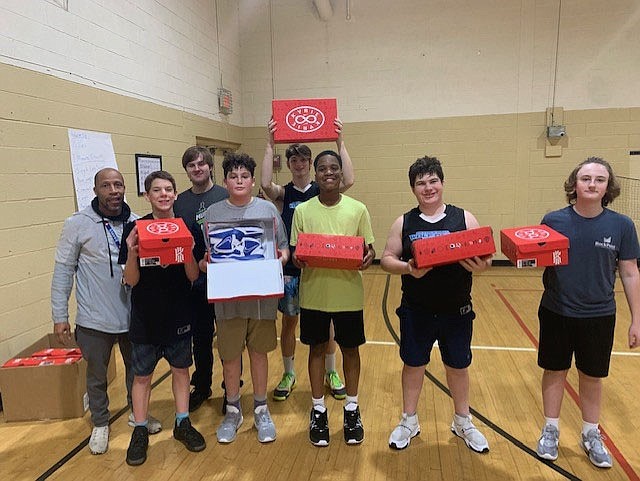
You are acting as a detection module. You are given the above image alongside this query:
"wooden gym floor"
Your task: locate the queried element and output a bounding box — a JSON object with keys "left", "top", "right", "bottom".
{"left": 1, "top": 266, "right": 639, "bottom": 480}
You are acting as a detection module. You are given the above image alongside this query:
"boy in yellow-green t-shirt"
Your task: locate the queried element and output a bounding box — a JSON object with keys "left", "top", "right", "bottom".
{"left": 291, "top": 150, "right": 375, "bottom": 447}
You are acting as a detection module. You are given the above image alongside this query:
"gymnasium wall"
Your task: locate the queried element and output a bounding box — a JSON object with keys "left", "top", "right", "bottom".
{"left": 0, "top": 62, "right": 242, "bottom": 363}
{"left": 1, "top": 0, "right": 640, "bottom": 362}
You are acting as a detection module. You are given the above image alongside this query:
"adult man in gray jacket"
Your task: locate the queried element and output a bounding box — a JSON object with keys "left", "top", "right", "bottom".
{"left": 51, "top": 168, "right": 160, "bottom": 455}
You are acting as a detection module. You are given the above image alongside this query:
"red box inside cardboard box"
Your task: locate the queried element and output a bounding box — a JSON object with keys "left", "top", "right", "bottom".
{"left": 295, "top": 233, "right": 364, "bottom": 270}
{"left": 411, "top": 227, "right": 496, "bottom": 269}
{"left": 272, "top": 98, "right": 339, "bottom": 143}
{"left": 2, "top": 357, "right": 49, "bottom": 368}
{"left": 500, "top": 225, "right": 569, "bottom": 268}
{"left": 32, "top": 348, "right": 82, "bottom": 358}
{"left": 137, "top": 217, "right": 193, "bottom": 267}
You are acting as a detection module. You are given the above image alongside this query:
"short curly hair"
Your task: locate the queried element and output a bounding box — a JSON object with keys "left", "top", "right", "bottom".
{"left": 222, "top": 152, "right": 256, "bottom": 178}
{"left": 409, "top": 156, "right": 444, "bottom": 187}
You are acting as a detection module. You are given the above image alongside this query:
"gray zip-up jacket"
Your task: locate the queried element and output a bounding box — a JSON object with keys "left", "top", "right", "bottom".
{"left": 51, "top": 204, "right": 138, "bottom": 333}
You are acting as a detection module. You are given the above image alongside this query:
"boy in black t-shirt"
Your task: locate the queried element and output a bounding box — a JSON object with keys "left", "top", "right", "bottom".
{"left": 119, "top": 171, "right": 207, "bottom": 466}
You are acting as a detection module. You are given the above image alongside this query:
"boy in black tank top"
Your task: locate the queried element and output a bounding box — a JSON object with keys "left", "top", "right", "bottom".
{"left": 380, "top": 156, "right": 492, "bottom": 452}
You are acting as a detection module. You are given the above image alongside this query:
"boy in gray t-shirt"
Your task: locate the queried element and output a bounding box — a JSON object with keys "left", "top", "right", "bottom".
{"left": 202, "top": 153, "right": 289, "bottom": 445}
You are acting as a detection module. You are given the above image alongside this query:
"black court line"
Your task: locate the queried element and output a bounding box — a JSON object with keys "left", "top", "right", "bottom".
{"left": 36, "top": 369, "right": 172, "bottom": 481}
{"left": 381, "top": 275, "right": 582, "bottom": 481}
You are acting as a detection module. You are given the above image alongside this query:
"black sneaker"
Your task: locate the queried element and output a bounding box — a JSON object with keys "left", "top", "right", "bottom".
{"left": 343, "top": 406, "right": 364, "bottom": 444}
{"left": 126, "top": 426, "right": 149, "bottom": 466}
{"left": 309, "top": 407, "right": 330, "bottom": 447}
{"left": 188, "top": 389, "right": 212, "bottom": 412}
{"left": 173, "top": 417, "right": 206, "bottom": 452}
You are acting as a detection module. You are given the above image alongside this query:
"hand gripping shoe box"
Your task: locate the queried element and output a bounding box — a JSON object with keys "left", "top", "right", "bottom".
{"left": 411, "top": 226, "right": 496, "bottom": 269}
{"left": 500, "top": 225, "right": 569, "bottom": 268}
{"left": 295, "top": 233, "right": 364, "bottom": 270}
{"left": 272, "top": 98, "right": 339, "bottom": 143}
{"left": 206, "top": 218, "right": 284, "bottom": 302}
{"left": 137, "top": 217, "right": 194, "bottom": 267}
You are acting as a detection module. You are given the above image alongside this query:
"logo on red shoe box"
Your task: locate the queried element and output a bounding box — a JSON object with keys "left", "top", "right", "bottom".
{"left": 146, "top": 221, "right": 180, "bottom": 235}
{"left": 514, "top": 228, "right": 550, "bottom": 241}
{"left": 272, "top": 99, "right": 338, "bottom": 143}
{"left": 285, "top": 106, "right": 325, "bottom": 133}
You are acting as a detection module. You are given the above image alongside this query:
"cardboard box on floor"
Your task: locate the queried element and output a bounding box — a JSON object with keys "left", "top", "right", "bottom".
{"left": 0, "top": 334, "right": 116, "bottom": 422}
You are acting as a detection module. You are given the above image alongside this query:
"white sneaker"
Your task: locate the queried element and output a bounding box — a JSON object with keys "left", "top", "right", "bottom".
{"left": 389, "top": 413, "right": 420, "bottom": 450}
{"left": 451, "top": 415, "right": 489, "bottom": 453}
{"left": 89, "top": 425, "right": 109, "bottom": 455}
{"left": 128, "top": 413, "right": 162, "bottom": 435}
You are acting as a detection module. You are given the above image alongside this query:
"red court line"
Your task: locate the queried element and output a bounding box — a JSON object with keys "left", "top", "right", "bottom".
{"left": 493, "top": 285, "right": 639, "bottom": 481}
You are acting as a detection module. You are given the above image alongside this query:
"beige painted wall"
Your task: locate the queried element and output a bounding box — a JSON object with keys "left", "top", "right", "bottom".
{"left": 240, "top": 0, "right": 640, "bottom": 125}
{"left": 2, "top": 61, "right": 640, "bottom": 364}
{"left": 0, "top": 62, "right": 241, "bottom": 363}
{"left": 247, "top": 108, "right": 640, "bottom": 257}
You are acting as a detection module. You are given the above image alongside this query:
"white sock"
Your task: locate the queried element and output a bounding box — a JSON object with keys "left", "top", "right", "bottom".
{"left": 454, "top": 413, "right": 470, "bottom": 425}
{"left": 345, "top": 395, "right": 358, "bottom": 411}
{"left": 312, "top": 396, "right": 326, "bottom": 412}
{"left": 325, "top": 352, "right": 336, "bottom": 373}
{"left": 283, "top": 356, "right": 295, "bottom": 374}
{"left": 582, "top": 421, "right": 598, "bottom": 436}
{"left": 545, "top": 417, "right": 560, "bottom": 430}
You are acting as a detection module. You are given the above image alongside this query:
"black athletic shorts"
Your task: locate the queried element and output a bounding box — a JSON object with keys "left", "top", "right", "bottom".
{"left": 537, "top": 305, "right": 615, "bottom": 378}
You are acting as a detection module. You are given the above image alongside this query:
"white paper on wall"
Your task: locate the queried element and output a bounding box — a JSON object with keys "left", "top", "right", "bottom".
{"left": 67, "top": 128, "right": 118, "bottom": 210}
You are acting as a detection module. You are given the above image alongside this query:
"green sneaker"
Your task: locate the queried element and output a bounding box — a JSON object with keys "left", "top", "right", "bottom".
{"left": 273, "top": 372, "right": 296, "bottom": 401}
{"left": 325, "top": 370, "right": 346, "bottom": 400}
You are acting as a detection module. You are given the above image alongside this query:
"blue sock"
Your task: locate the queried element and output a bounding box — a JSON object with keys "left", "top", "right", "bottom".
{"left": 175, "top": 412, "right": 189, "bottom": 426}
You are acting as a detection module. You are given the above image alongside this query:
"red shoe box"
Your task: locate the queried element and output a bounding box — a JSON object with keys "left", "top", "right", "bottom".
{"left": 137, "top": 217, "right": 193, "bottom": 267}
{"left": 36, "top": 357, "right": 81, "bottom": 366}
{"left": 411, "top": 227, "right": 496, "bottom": 269}
{"left": 32, "top": 348, "right": 82, "bottom": 358}
{"left": 500, "top": 225, "right": 569, "bottom": 268}
{"left": 272, "top": 98, "right": 339, "bottom": 143}
{"left": 295, "top": 233, "right": 364, "bottom": 270}
{"left": 2, "top": 357, "right": 49, "bottom": 368}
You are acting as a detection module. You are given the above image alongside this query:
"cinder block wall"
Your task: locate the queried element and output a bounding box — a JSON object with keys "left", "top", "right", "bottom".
{"left": 2, "top": 60, "right": 639, "bottom": 365}
{"left": 0, "top": 62, "right": 241, "bottom": 363}
{"left": 245, "top": 108, "right": 640, "bottom": 256}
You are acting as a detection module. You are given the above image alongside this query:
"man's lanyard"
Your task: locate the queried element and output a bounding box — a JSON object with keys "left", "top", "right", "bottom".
{"left": 104, "top": 221, "right": 121, "bottom": 250}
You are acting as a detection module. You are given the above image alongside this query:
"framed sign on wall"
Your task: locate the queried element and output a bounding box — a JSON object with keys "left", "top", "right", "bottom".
{"left": 135, "top": 154, "right": 162, "bottom": 195}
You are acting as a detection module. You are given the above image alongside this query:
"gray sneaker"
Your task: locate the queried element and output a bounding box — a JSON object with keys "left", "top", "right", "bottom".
{"left": 254, "top": 406, "right": 276, "bottom": 443}
{"left": 128, "top": 413, "right": 162, "bottom": 435}
{"left": 536, "top": 424, "right": 559, "bottom": 460}
{"left": 581, "top": 428, "right": 612, "bottom": 468}
{"left": 389, "top": 413, "right": 420, "bottom": 450}
{"left": 216, "top": 405, "right": 243, "bottom": 443}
